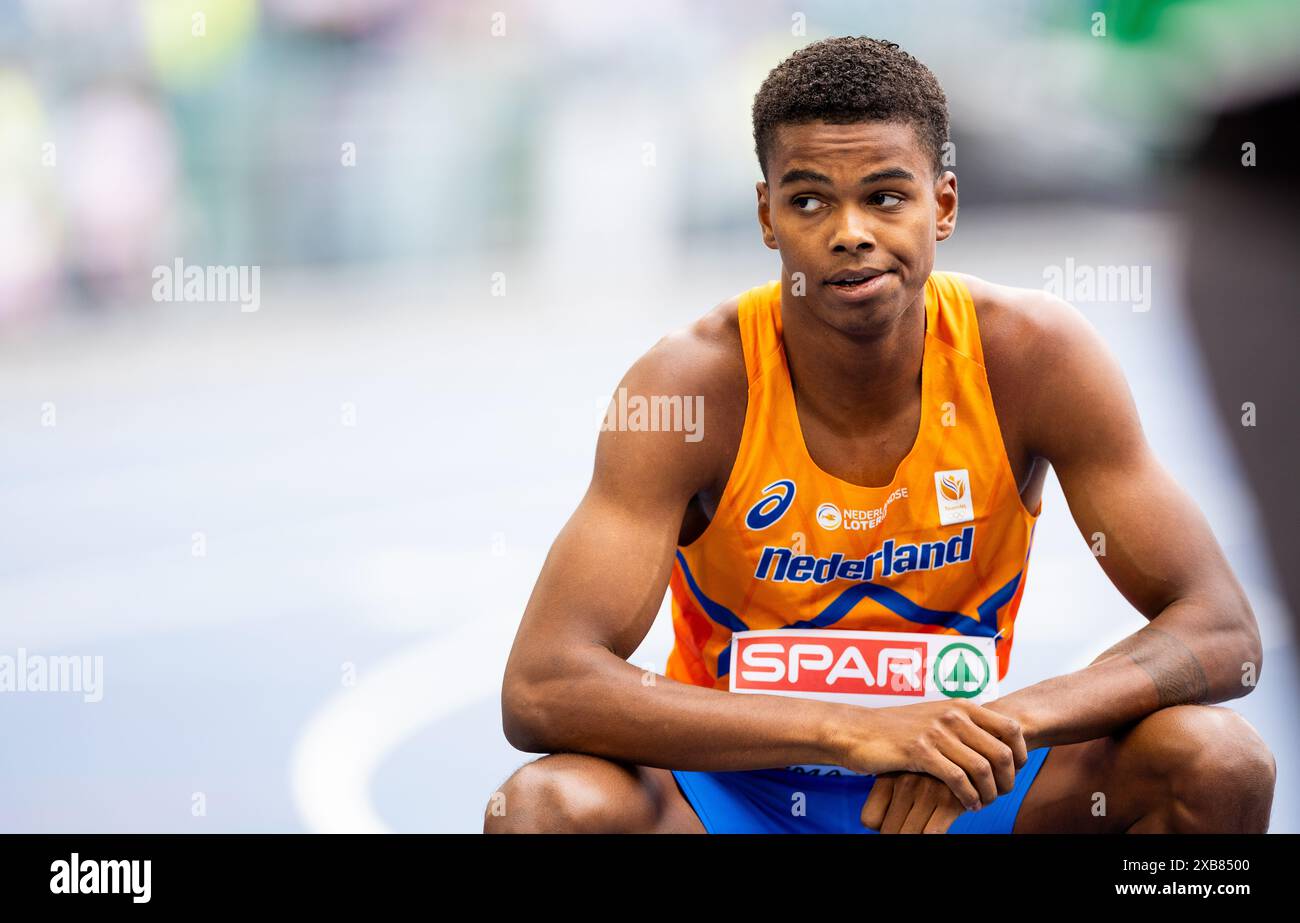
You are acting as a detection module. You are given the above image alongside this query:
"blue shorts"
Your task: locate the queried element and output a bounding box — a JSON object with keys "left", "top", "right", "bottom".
{"left": 672, "top": 746, "right": 1052, "bottom": 834}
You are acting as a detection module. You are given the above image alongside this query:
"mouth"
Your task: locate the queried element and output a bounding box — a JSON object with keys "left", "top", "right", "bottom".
{"left": 823, "top": 268, "right": 892, "bottom": 300}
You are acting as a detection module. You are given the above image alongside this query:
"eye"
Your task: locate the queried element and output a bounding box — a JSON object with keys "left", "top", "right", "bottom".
{"left": 791, "top": 195, "right": 826, "bottom": 212}
{"left": 870, "top": 192, "right": 904, "bottom": 207}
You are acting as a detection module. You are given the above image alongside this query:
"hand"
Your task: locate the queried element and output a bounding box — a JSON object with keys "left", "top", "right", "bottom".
{"left": 834, "top": 699, "right": 1027, "bottom": 812}
{"left": 861, "top": 770, "right": 967, "bottom": 833}
{"left": 982, "top": 696, "right": 1041, "bottom": 752}
{"left": 858, "top": 698, "right": 1043, "bottom": 833}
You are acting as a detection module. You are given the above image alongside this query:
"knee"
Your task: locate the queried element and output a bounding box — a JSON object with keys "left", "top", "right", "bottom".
{"left": 483, "top": 754, "right": 652, "bottom": 834}
{"left": 1125, "top": 705, "right": 1276, "bottom": 832}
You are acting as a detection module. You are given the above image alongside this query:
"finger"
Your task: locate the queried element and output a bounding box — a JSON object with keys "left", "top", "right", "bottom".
{"left": 923, "top": 798, "right": 965, "bottom": 834}
{"left": 952, "top": 719, "right": 1017, "bottom": 796}
{"left": 967, "top": 705, "right": 1029, "bottom": 768}
{"left": 880, "top": 773, "right": 923, "bottom": 833}
{"left": 919, "top": 751, "right": 983, "bottom": 813}
{"left": 899, "top": 783, "right": 942, "bottom": 834}
{"left": 860, "top": 774, "right": 897, "bottom": 830}
{"left": 935, "top": 737, "right": 1000, "bottom": 808}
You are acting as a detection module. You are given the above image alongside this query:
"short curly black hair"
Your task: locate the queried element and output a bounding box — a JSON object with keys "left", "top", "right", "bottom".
{"left": 752, "top": 36, "right": 949, "bottom": 180}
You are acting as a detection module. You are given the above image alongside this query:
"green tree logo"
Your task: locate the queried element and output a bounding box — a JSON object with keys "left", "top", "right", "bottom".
{"left": 933, "top": 642, "right": 990, "bottom": 699}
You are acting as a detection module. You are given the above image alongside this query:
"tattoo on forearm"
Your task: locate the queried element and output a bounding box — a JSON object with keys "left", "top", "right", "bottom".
{"left": 1093, "top": 625, "right": 1211, "bottom": 707}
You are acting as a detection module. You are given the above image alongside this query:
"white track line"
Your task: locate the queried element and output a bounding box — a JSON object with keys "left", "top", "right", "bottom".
{"left": 289, "top": 617, "right": 516, "bottom": 833}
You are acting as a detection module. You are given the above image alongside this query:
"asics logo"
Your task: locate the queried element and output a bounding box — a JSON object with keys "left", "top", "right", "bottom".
{"left": 745, "top": 479, "right": 796, "bottom": 530}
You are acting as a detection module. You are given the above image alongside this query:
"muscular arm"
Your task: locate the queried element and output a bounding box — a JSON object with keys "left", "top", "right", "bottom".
{"left": 982, "top": 286, "right": 1263, "bottom": 749}
{"left": 500, "top": 317, "right": 856, "bottom": 771}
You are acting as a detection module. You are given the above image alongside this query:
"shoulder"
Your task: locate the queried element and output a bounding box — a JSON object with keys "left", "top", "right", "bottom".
{"left": 630, "top": 292, "right": 746, "bottom": 395}
{"left": 594, "top": 291, "right": 748, "bottom": 494}
{"left": 949, "top": 271, "right": 1143, "bottom": 462}
{"left": 948, "top": 271, "right": 1091, "bottom": 365}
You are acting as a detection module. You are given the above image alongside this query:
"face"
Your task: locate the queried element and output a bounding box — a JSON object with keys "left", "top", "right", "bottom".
{"left": 756, "top": 120, "right": 958, "bottom": 336}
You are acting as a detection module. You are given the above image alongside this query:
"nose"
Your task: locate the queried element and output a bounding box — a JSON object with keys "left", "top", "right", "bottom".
{"left": 830, "top": 204, "right": 876, "bottom": 254}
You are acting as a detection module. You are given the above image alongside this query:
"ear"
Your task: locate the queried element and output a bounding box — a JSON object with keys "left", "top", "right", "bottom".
{"left": 934, "top": 170, "right": 958, "bottom": 242}
{"left": 756, "top": 180, "right": 778, "bottom": 250}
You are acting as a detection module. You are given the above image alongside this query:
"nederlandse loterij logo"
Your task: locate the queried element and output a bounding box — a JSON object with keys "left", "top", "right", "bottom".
{"left": 933, "top": 641, "right": 990, "bottom": 699}
{"left": 745, "top": 479, "right": 796, "bottom": 530}
{"left": 934, "top": 468, "right": 974, "bottom": 525}
{"left": 815, "top": 488, "right": 908, "bottom": 531}
{"left": 815, "top": 502, "right": 842, "bottom": 530}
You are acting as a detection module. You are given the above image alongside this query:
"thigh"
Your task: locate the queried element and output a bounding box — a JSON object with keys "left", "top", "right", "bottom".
{"left": 1012, "top": 731, "right": 1163, "bottom": 833}
{"left": 641, "top": 765, "right": 708, "bottom": 833}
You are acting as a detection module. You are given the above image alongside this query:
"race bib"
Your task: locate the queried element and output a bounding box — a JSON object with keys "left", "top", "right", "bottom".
{"left": 727, "top": 628, "right": 1000, "bottom": 775}
{"left": 729, "top": 628, "right": 999, "bottom": 705}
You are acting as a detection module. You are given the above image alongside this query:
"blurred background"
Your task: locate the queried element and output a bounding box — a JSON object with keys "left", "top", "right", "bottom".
{"left": 1, "top": 0, "right": 1296, "bottom": 832}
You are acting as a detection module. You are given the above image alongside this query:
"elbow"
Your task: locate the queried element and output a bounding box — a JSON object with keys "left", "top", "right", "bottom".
{"left": 1237, "top": 617, "right": 1265, "bottom": 697}
{"left": 500, "top": 641, "right": 611, "bottom": 752}
{"left": 501, "top": 672, "right": 557, "bottom": 753}
{"left": 1222, "top": 591, "right": 1264, "bottom": 698}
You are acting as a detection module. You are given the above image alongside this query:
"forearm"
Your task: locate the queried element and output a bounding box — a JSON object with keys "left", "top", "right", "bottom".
{"left": 990, "top": 596, "right": 1260, "bottom": 749}
{"left": 505, "top": 646, "right": 861, "bottom": 771}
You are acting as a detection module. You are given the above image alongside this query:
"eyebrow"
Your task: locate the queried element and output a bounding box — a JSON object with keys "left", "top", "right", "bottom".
{"left": 778, "top": 166, "right": 916, "bottom": 186}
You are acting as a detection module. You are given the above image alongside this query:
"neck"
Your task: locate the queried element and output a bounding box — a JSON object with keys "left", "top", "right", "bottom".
{"left": 779, "top": 282, "right": 926, "bottom": 435}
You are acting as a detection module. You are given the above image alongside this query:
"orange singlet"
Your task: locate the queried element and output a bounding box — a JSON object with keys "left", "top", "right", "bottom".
{"left": 665, "top": 271, "right": 1043, "bottom": 690}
